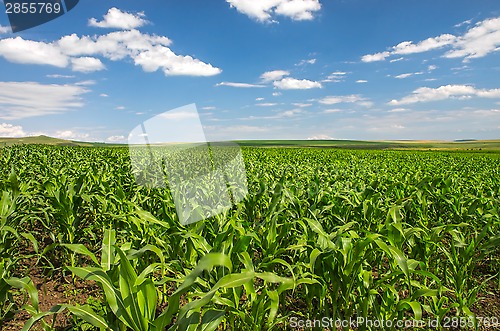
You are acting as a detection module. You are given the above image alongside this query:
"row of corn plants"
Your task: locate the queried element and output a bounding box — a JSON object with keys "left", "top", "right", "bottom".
{"left": 0, "top": 145, "right": 498, "bottom": 330}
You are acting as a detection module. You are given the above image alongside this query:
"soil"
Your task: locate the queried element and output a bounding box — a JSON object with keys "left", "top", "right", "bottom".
{"left": 1, "top": 256, "right": 100, "bottom": 331}
{"left": 2, "top": 258, "right": 499, "bottom": 331}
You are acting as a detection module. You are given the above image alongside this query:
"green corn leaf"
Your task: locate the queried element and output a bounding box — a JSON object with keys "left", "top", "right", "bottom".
{"left": 67, "top": 267, "right": 135, "bottom": 330}
{"left": 61, "top": 244, "right": 98, "bottom": 265}
{"left": 62, "top": 304, "right": 112, "bottom": 330}
{"left": 6, "top": 276, "right": 39, "bottom": 311}
{"left": 116, "top": 247, "right": 145, "bottom": 331}
{"left": 101, "top": 228, "right": 115, "bottom": 271}
{"left": 197, "top": 310, "right": 225, "bottom": 331}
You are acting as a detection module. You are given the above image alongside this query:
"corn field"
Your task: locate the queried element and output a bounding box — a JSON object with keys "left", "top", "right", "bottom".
{"left": 1, "top": 145, "right": 499, "bottom": 330}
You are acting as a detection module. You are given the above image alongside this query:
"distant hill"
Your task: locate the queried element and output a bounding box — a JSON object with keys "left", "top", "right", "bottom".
{"left": 235, "top": 139, "right": 500, "bottom": 151}
{"left": 1, "top": 136, "right": 500, "bottom": 151}
{"left": 0, "top": 135, "right": 120, "bottom": 147}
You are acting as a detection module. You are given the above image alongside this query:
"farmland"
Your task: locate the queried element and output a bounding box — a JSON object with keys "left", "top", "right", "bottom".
{"left": 1, "top": 144, "right": 499, "bottom": 330}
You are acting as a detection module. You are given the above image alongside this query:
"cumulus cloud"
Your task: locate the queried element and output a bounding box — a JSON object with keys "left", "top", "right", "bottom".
{"left": 54, "top": 130, "right": 90, "bottom": 140}
{"left": 0, "top": 25, "right": 12, "bottom": 34}
{"left": 445, "top": 17, "right": 500, "bottom": 60}
{"left": 0, "top": 12, "right": 221, "bottom": 77}
{"left": 273, "top": 77, "right": 322, "bottom": 89}
{"left": 361, "top": 51, "right": 390, "bottom": 63}
{"left": 106, "top": 135, "right": 126, "bottom": 143}
{"left": 0, "top": 37, "right": 68, "bottom": 67}
{"left": 362, "top": 17, "right": 500, "bottom": 62}
{"left": 216, "top": 82, "right": 266, "bottom": 88}
{"left": 0, "top": 82, "right": 88, "bottom": 120}
{"left": 71, "top": 57, "right": 106, "bottom": 72}
{"left": 0, "top": 123, "right": 25, "bottom": 137}
{"left": 133, "top": 45, "right": 221, "bottom": 76}
{"left": 260, "top": 70, "right": 290, "bottom": 83}
{"left": 389, "top": 84, "right": 500, "bottom": 105}
{"left": 226, "top": 0, "right": 321, "bottom": 22}
{"left": 89, "top": 7, "right": 148, "bottom": 29}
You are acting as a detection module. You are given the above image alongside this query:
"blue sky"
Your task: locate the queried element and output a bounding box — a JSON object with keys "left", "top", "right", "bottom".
{"left": 0, "top": 0, "right": 499, "bottom": 142}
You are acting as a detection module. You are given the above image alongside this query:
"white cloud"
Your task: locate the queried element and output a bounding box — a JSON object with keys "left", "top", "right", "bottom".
{"left": 322, "top": 71, "right": 348, "bottom": 83}
{"left": 0, "top": 123, "right": 25, "bottom": 137}
{"left": 46, "top": 74, "right": 75, "bottom": 79}
{"left": 356, "top": 80, "right": 368, "bottom": 83}
{"left": 241, "top": 108, "right": 304, "bottom": 120}
{"left": 318, "top": 94, "right": 370, "bottom": 106}
{"left": 323, "top": 108, "right": 342, "bottom": 113}
{"left": 71, "top": 57, "right": 106, "bottom": 72}
{"left": 0, "top": 82, "right": 88, "bottom": 120}
{"left": 296, "top": 58, "right": 316, "bottom": 66}
{"left": 75, "top": 80, "right": 96, "bottom": 86}
{"left": 390, "top": 57, "right": 404, "bottom": 63}
{"left": 256, "top": 97, "right": 265, "bottom": 101}
{"left": 292, "top": 103, "right": 312, "bottom": 107}
{"left": 307, "top": 134, "right": 333, "bottom": 140}
{"left": 361, "top": 51, "right": 390, "bottom": 63}
{"left": 226, "top": 0, "right": 321, "bottom": 22}
{"left": 133, "top": 45, "right": 221, "bottom": 76}
{"left": 388, "top": 108, "right": 409, "bottom": 113}
{"left": 256, "top": 103, "right": 278, "bottom": 106}
{"left": 0, "top": 26, "right": 221, "bottom": 77}
{"left": 272, "top": 92, "right": 282, "bottom": 96}
{"left": 216, "top": 82, "right": 266, "bottom": 88}
{"left": 445, "top": 17, "right": 500, "bottom": 60}
{"left": 115, "top": 106, "right": 126, "bottom": 110}
{"left": 395, "top": 73, "right": 413, "bottom": 79}
{"left": 210, "top": 125, "right": 269, "bottom": 133}
{"left": 201, "top": 106, "right": 216, "bottom": 110}
{"left": 279, "top": 109, "right": 304, "bottom": 117}
{"left": 362, "top": 17, "right": 500, "bottom": 62}
{"left": 106, "top": 135, "right": 126, "bottom": 143}
{"left": 274, "top": 77, "right": 322, "bottom": 89}
{"left": 428, "top": 65, "right": 438, "bottom": 71}
{"left": 455, "top": 19, "right": 472, "bottom": 28}
{"left": 0, "top": 37, "right": 68, "bottom": 67}
{"left": 0, "top": 25, "right": 11, "bottom": 34}
{"left": 89, "top": 7, "right": 148, "bottom": 30}
{"left": 54, "top": 130, "right": 90, "bottom": 140}
{"left": 389, "top": 84, "right": 500, "bottom": 105}
{"left": 100, "top": 93, "right": 109, "bottom": 97}
{"left": 159, "top": 111, "right": 198, "bottom": 120}
{"left": 260, "top": 70, "right": 290, "bottom": 83}
{"left": 358, "top": 101, "right": 374, "bottom": 108}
